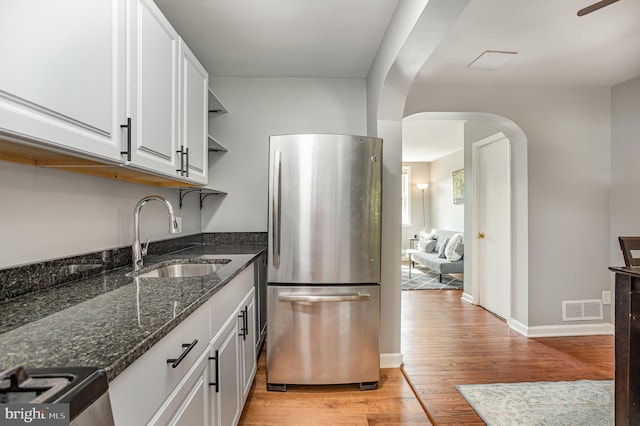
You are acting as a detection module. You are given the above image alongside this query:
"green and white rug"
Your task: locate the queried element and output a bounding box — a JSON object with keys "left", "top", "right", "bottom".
{"left": 401, "top": 264, "right": 463, "bottom": 290}
{"left": 456, "top": 380, "right": 614, "bottom": 426}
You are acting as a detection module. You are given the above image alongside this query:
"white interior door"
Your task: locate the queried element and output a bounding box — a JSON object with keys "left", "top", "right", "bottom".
{"left": 473, "top": 133, "right": 511, "bottom": 320}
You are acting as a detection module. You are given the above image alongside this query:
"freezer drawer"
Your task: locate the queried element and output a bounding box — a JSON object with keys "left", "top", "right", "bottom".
{"left": 266, "top": 285, "right": 380, "bottom": 390}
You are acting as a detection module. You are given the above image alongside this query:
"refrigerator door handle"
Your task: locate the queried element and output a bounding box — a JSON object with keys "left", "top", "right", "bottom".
{"left": 278, "top": 293, "right": 373, "bottom": 303}
{"left": 273, "top": 150, "right": 282, "bottom": 268}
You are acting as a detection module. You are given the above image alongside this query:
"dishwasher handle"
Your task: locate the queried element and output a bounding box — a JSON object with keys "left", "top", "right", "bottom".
{"left": 278, "top": 293, "right": 372, "bottom": 303}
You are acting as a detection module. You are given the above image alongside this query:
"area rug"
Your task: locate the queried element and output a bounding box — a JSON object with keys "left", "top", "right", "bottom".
{"left": 401, "top": 263, "right": 463, "bottom": 290}
{"left": 456, "top": 380, "right": 614, "bottom": 426}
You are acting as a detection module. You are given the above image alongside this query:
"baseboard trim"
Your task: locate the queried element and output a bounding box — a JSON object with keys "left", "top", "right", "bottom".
{"left": 380, "top": 352, "right": 403, "bottom": 368}
{"left": 509, "top": 319, "right": 614, "bottom": 337}
{"left": 509, "top": 318, "right": 528, "bottom": 336}
{"left": 460, "top": 292, "right": 473, "bottom": 304}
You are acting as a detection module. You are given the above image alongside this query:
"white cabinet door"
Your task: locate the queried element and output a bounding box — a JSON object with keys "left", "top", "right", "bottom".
{"left": 0, "top": 0, "right": 125, "bottom": 162}
{"left": 178, "top": 40, "right": 208, "bottom": 185}
{"left": 127, "top": 0, "right": 180, "bottom": 177}
{"left": 238, "top": 289, "right": 257, "bottom": 401}
{"left": 169, "top": 376, "right": 208, "bottom": 426}
{"left": 109, "top": 303, "right": 210, "bottom": 426}
{"left": 210, "top": 315, "right": 241, "bottom": 426}
{"left": 148, "top": 349, "right": 211, "bottom": 426}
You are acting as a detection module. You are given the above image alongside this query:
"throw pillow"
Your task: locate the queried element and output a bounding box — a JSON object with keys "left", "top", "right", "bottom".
{"left": 419, "top": 231, "right": 436, "bottom": 240}
{"left": 437, "top": 237, "right": 450, "bottom": 258}
{"left": 418, "top": 239, "right": 436, "bottom": 253}
{"left": 417, "top": 231, "right": 436, "bottom": 252}
{"left": 445, "top": 233, "right": 464, "bottom": 261}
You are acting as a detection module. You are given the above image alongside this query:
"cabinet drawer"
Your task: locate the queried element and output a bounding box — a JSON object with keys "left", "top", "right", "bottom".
{"left": 110, "top": 302, "right": 210, "bottom": 426}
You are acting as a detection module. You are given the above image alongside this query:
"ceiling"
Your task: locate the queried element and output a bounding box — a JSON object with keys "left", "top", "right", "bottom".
{"left": 154, "top": 0, "right": 398, "bottom": 78}
{"left": 414, "top": 0, "right": 640, "bottom": 87}
{"left": 154, "top": 0, "right": 640, "bottom": 162}
{"left": 402, "top": 118, "right": 466, "bottom": 163}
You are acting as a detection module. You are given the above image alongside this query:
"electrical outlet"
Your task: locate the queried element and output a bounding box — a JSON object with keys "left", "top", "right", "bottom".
{"left": 602, "top": 290, "right": 611, "bottom": 305}
{"left": 175, "top": 216, "right": 182, "bottom": 233}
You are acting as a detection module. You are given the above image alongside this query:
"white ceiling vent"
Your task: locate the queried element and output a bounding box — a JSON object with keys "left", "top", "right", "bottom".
{"left": 562, "top": 300, "right": 603, "bottom": 321}
{"left": 467, "top": 50, "right": 518, "bottom": 70}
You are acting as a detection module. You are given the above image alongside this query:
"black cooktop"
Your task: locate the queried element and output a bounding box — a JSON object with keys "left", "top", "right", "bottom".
{"left": 0, "top": 366, "right": 108, "bottom": 420}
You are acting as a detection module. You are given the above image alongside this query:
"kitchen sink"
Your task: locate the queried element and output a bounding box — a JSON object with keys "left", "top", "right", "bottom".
{"left": 128, "top": 259, "right": 231, "bottom": 278}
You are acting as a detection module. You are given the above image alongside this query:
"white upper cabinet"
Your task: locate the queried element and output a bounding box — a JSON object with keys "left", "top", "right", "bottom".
{"left": 178, "top": 40, "right": 209, "bottom": 185}
{"left": 0, "top": 0, "right": 210, "bottom": 187}
{"left": 126, "top": 0, "right": 180, "bottom": 177}
{"left": 0, "top": 0, "right": 126, "bottom": 162}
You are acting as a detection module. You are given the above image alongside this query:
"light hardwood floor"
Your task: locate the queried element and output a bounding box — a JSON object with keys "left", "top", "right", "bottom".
{"left": 239, "top": 352, "right": 432, "bottom": 425}
{"left": 401, "top": 289, "right": 614, "bottom": 425}
{"left": 239, "top": 289, "right": 614, "bottom": 425}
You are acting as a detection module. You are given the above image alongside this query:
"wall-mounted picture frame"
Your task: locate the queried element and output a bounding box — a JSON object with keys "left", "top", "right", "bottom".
{"left": 452, "top": 169, "right": 464, "bottom": 204}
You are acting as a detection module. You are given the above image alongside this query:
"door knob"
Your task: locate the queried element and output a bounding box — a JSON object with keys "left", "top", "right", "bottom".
{"left": 478, "top": 232, "right": 485, "bottom": 239}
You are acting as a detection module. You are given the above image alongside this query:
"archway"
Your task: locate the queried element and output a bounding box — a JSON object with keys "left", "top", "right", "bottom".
{"left": 401, "top": 111, "right": 529, "bottom": 327}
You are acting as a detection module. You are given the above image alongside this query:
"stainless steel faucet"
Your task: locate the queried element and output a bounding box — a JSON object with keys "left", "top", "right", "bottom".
{"left": 132, "top": 195, "right": 181, "bottom": 270}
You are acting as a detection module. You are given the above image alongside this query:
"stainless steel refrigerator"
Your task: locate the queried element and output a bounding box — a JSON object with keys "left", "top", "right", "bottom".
{"left": 266, "top": 134, "right": 382, "bottom": 391}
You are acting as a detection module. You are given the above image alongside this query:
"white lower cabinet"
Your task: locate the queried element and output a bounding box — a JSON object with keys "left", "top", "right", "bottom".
{"left": 238, "top": 290, "right": 257, "bottom": 401}
{"left": 149, "top": 349, "right": 211, "bottom": 425}
{"left": 109, "top": 301, "right": 210, "bottom": 426}
{"left": 209, "top": 269, "right": 257, "bottom": 426}
{"left": 209, "top": 313, "right": 241, "bottom": 426}
{"left": 110, "top": 263, "right": 258, "bottom": 426}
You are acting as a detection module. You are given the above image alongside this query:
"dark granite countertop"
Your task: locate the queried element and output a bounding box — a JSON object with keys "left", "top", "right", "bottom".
{"left": 0, "top": 243, "right": 266, "bottom": 381}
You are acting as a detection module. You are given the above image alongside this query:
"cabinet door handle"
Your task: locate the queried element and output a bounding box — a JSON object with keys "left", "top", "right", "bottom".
{"left": 184, "top": 147, "right": 189, "bottom": 177}
{"left": 120, "top": 117, "right": 131, "bottom": 161}
{"left": 166, "top": 339, "right": 198, "bottom": 368}
{"left": 243, "top": 306, "right": 249, "bottom": 339}
{"left": 238, "top": 309, "right": 247, "bottom": 341}
{"left": 176, "top": 145, "right": 185, "bottom": 176}
{"left": 208, "top": 350, "right": 220, "bottom": 393}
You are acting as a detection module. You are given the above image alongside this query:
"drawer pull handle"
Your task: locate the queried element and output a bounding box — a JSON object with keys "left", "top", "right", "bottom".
{"left": 279, "top": 293, "right": 372, "bottom": 303}
{"left": 166, "top": 339, "right": 198, "bottom": 368}
{"left": 208, "top": 350, "right": 220, "bottom": 393}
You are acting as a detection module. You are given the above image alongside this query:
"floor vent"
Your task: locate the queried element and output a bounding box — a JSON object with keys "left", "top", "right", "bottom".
{"left": 562, "top": 300, "right": 603, "bottom": 321}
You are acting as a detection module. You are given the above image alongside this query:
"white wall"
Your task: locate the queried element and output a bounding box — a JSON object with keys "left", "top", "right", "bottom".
{"left": 365, "top": 0, "right": 467, "bottom": 365}
{"left": 402, "top": 162, "right": 430, "bottom": 248}
{"left": 0, "top": 161, "right": 201, "bottom": 268}
{"left": 611, "top": 75, "right": 640, "bottom": 267}
{"left": 405, "top": 84, "right": 612, "bottom": 328}
{"left": 403, "top": 152, "right": 466, "bottom": 246}
{"left": 429, "top": 149, "right": 464, "bottom": 232}
{"left": 366, "top": 0, "right": 429, "bottom": 135}
{"left": 202, "top": 77, "right": 367, "bottom": 233}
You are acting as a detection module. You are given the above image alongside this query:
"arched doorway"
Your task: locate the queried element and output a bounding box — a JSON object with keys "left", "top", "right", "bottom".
{"left": 400, "top": 111, "right": 529, "bottom": 327}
